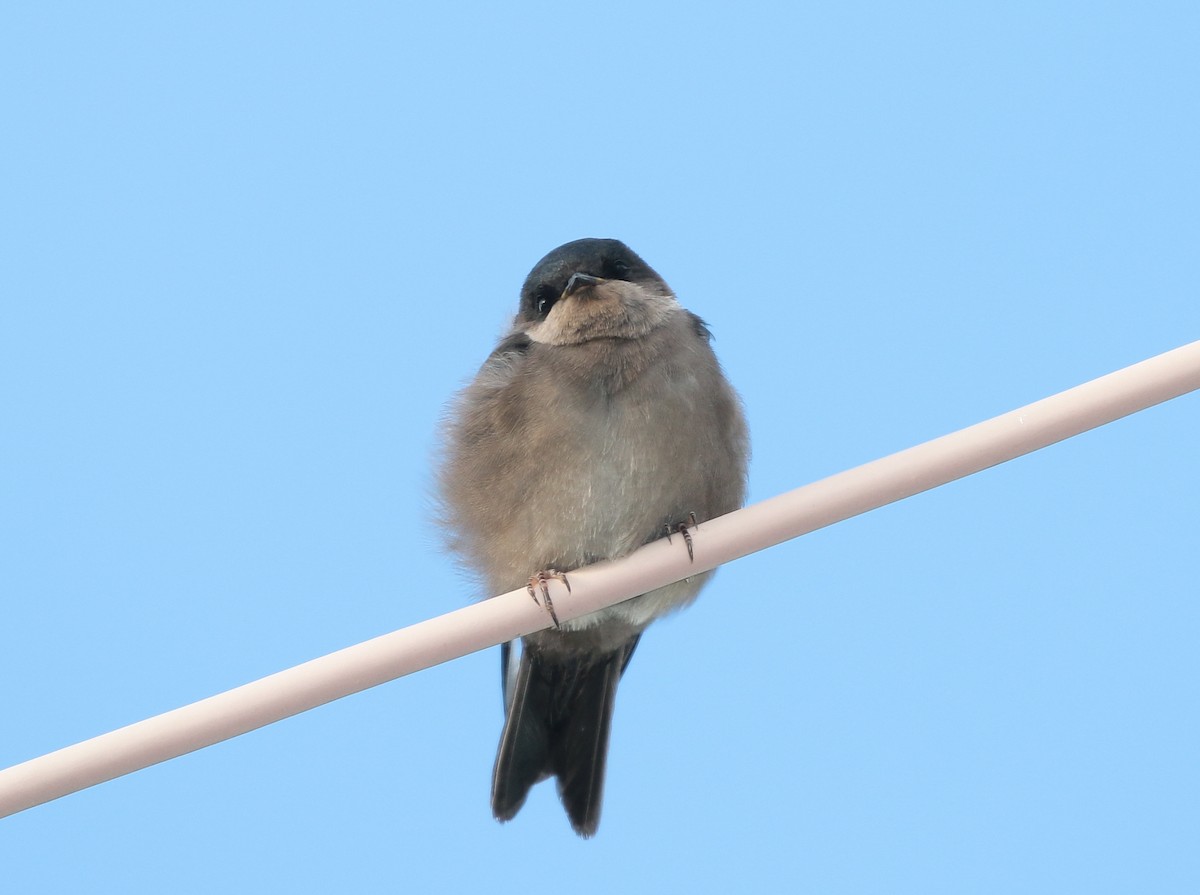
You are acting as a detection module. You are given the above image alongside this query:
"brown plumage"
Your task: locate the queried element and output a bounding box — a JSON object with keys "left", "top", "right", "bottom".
{"left": 439, "top": 238, "right": 748, "bottom": 836}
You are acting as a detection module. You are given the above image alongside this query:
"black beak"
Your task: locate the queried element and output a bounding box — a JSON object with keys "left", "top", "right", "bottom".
{"left": 563, "top": 272, "right": 602, "bottom": 298}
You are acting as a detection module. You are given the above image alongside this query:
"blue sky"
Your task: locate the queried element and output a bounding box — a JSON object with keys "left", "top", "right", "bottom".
{"left": 2, "top": 2, "right": 1198, "bottom": 892}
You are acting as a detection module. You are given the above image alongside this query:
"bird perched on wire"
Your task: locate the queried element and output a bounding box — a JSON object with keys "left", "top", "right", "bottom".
{"left": 438, "top": 238, "right": 749, "bottom": 837}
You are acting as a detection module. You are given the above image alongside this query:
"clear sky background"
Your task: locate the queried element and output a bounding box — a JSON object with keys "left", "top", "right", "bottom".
{"left": 2, "top": 3, "right": 1198, "bottom": 892}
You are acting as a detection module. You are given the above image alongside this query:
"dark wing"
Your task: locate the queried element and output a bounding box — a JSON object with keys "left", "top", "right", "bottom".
{"left": 687, "top": 311, "right": 714, "bottom": 342}
{"left": 484, "top": 330, "right": 532, "bottom": 367}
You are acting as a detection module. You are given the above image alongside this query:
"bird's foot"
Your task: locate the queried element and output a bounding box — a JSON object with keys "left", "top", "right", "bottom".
{"left": 664, "top": 512, "right": 700, "bottom": 562}
{"left": 526, "top": 569, "right": 570, "bottom": 628}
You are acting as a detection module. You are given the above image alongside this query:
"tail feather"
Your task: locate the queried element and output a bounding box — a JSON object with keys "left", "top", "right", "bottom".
{"left": 491, "top": 645, "right": 553, "bottom": 822}
{"left": 491, "top": 637, "right": 638, "bottom": 837}
{"left": 550, "top": 655, "right": 621, "bottom": 836}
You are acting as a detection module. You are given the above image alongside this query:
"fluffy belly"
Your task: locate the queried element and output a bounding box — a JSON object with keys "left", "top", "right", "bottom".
{"left": 562, "top": 571, "right": 714, "bottom": 632}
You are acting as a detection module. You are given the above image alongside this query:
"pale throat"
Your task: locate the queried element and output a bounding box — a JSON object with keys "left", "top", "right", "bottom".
{"left": 524, "top": 287, "right": 680, "bottom": 347}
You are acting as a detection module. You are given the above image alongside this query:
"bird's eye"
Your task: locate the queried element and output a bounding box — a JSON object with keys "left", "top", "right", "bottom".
{"left": 534, "top": 285, "right": 558, "bottom": 318}
{"left": 603, "top": 257, "right": 633, "bottom": 279}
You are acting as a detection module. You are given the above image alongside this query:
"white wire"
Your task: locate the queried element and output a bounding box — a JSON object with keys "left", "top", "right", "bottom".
{"left": 1, "top": 340, "right": 1198, "bottom": 818}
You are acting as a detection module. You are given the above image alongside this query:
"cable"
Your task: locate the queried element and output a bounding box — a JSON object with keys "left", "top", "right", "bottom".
{"left": 1, "top": 340, "right": 1197, "bottom": 818}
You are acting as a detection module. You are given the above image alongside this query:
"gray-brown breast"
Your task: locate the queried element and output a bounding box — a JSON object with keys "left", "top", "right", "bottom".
{"left": 440, "top": 308, "right": 748, "bottom": 597}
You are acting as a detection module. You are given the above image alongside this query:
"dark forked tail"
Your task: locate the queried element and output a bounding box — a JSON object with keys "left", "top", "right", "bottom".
{"left": 491, "top": 637, "right": 639, "bottom": 837}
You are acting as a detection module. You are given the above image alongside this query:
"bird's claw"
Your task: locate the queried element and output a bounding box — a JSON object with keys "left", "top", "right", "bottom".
{"left": 664, "top": 512, "right": 700, "bottom": 562}
{"left": 527, "top": 569, "right": 570, "bottom": 628}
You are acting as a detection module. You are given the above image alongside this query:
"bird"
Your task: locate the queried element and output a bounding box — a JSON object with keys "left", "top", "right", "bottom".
{"left": 438, "top": 238, "right": 749, "bottom": 836}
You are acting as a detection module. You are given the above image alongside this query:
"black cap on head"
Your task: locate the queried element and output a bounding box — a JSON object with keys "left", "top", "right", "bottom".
{"left": 519, "top": 239, "right": 665, "bottom": 321}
